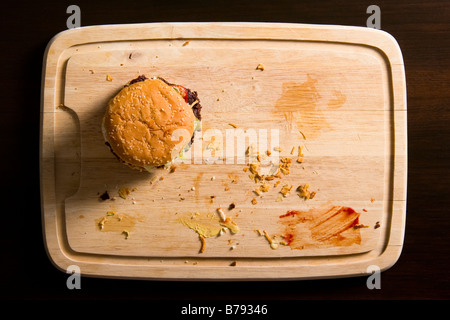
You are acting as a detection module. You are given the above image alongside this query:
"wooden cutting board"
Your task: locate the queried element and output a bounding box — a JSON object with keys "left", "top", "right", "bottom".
{"left": 40, "top": 22, "right": 407, "bottom": 280}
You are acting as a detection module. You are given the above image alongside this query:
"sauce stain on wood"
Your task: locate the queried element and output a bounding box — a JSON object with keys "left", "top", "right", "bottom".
{"left": 95, "top": 212, "right": 140, "bottom": 233}
{"left": 273, "top": 75, "right": 346, "bottom": 139}
{"left": 279, "top": 206, "right": 362, "bottom": 250}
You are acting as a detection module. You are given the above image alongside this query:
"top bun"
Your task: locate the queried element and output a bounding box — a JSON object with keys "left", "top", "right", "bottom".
{"left": 103, "top": 78, "right": 195, "bottom": 169}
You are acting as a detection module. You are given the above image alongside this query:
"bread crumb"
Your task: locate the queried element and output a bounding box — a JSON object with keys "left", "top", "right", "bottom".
{"left": 253, "top": 188, "right": 262, "bottom": 196}
{"left": 118, "top": 187, "right": 131, "bottom": 199}
{"left": 256, "top": 63, "right": 265, "bottom": 71}
{"left": 228, "top": 123, "right": 238, "bottom": 128}
{"left": 260, "top": 182, "right": 271, "bottom": 192}
{"left": 251, "top": 198, "right": 258, "bottom": 205}
{"left": 106, "top": 74, "right": 113, "bottom": 81}
{"left": 280, "top": 184, "right": 293, "bottom": 197}
{"left": 297, "top": 184, "right": 316, "bottom": 199}
{"left": 182, "top": 40, "right": 191, "bottom": 46}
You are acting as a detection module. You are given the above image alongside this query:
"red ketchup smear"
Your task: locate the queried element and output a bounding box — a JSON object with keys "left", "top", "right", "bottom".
{"left": 279, "top": 210, "right": 302, "bottom": 218}
{"left": 282, "top": 233, "right": 294, "bottom": 245}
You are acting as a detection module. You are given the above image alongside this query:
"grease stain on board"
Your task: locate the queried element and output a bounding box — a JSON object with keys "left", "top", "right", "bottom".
{"left": 95, "top": 211, "right": 143, "bottom": 234}
{"left": 273, "top": 75, "right": 346, "bottom": 139}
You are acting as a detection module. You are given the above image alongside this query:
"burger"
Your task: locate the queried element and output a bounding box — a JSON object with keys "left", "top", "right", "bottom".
{"left": 102, "top": 75, "right": 202, "bottom": 172}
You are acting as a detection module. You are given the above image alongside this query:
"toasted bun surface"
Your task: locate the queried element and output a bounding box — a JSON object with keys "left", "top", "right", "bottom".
{"left": 103, "top": 78, "right": 195, "bottom": 168}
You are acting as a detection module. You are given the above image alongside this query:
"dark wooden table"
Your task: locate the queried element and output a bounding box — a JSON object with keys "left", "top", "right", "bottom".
{"left": 1, "top": 0, "right": 449, "bottom": 304}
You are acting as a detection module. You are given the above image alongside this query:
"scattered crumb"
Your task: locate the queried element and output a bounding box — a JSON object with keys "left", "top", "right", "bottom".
{"left": 266, "top": 149, "right": 271, "bottom": 156}
{"left": 228, "top": 203, "right": 236, "bottom": 210}
{"left": 199, "top": 236, "right": 206, "bottom": 253}
{"left": 370, "top": 198, "right": 375, "bottom": 203}
{"left": 297, "top": 184, "right": 316, "bottom": 200}
{"left": 216, "top": 208, "right": 226, "bottom": 222}
{"left": 118, "top": 187, "right": 131, "bottom": 199}
{"left": 98, "top": 217, "right": 107, "bottom": 230}
{"left": 296, "top": 157, "right": 303, "bottom": 163}
{"left": 353, "top": 224, "right": 369, "bottom": 229}
{"left": 290, "top": 146, "right": 295, "bottom": 155}
{"left": 251, "top": 198, "right": 258, "bottom": 205}
{"left": 229, "top": 261, "right": 237, "bottom": 266}
{"left": 280, "top": 184, "right": 293, "bottom": 197}
{"left": 182, "top": 40, "right": 191, "bottom": 46}
{"left": 299, "top": 130, "right": 306, "bottom": 139}
{"left": 122, "top": 230, "right": 130, "bottom": 239}
{"left": 273, "top": 146, "right": 282, "bottom": 152}
{"left": 256, "top": 63, "right": 265, "bottom": 71}
{"left": 374, "top": 221, "right": 381, "bottom": 229}
{"left": 99, "top": 191, "right": 110, "bottom": 201}
{"left": 224, "top": 186, "right": 230, "bottom": 191}
{"left": 89, "top": 69, "right": 94, "bottom": 74}
{"left": 211, "top": 176, "right": 215, "bottom": 181}
{"left": 253, "top": 188, "right": 262, "bottom": 196}
{"left": 260, "top": 182, "right": 271, "bottom": 192}
{"left": 169, "top": 164, "right": 177, "bottom": 173}
{"left": 106, "top": 74, "right": 113, "bottom": 81}
{"left": 149, "top": 176, "right": 158, "bottom": 185}
{"left": 228, "top": 123, "right": 238, "bottom": 128}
